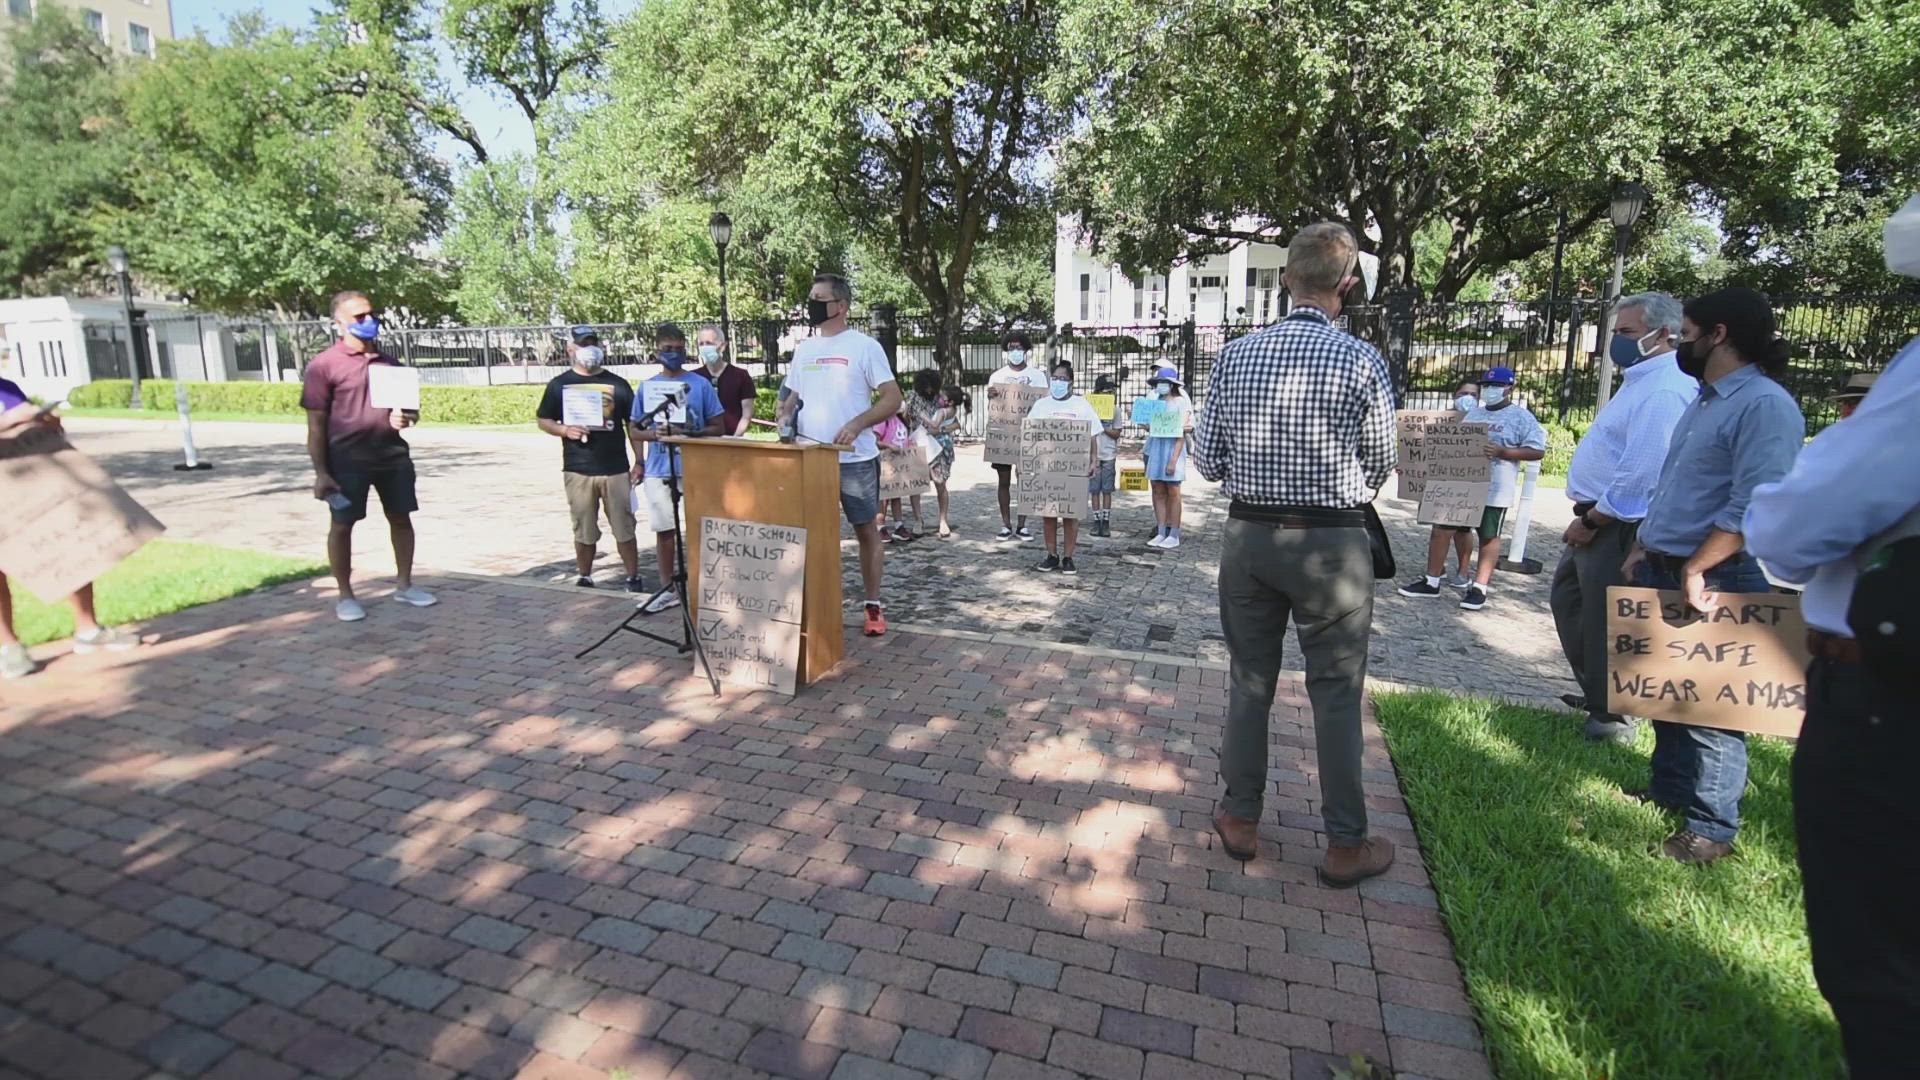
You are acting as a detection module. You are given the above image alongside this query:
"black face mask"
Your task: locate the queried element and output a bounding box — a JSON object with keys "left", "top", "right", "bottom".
{"left": 806, "top": 299, "right": 833, "bottom": 327}
{"left": 1676, "top": 335, "right": 1713, "bottom": 380}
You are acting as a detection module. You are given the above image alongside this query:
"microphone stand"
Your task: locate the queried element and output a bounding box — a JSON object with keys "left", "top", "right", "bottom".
{"left": 574, "top": 391, "right": 721, "bottom": 696}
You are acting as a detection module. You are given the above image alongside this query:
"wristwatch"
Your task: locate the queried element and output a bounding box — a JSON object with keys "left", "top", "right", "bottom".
{"left": 1580, "top": 511, "right": 1602, "bottom": 529}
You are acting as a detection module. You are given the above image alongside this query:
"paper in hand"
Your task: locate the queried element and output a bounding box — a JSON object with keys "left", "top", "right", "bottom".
{"left": 642, "top": 380, "right": 689, "bottom": 426}
{"left": 561, "top": 385, "right": 611, "bottom": 430}
{"left": 367, "top": 365, "right": 421, "bottom": 411}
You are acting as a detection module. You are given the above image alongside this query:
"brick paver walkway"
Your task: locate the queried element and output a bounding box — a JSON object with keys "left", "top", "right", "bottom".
{"left": 67, "top": 418, "right": 1580, "bottom": 706}
{"left": 2, "top": 576, "right": 1490, "bottom": 1080}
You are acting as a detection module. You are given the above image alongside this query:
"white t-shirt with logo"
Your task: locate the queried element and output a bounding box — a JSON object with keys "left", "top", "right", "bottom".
{"left": 989, "top": 364, "right": 1050, "bottom": 388}
{"left": 785, "top": 329, "right": 896, "bottom": 463}
{"left": 1026, "top": 393, "right": 1103, "bottom": 436}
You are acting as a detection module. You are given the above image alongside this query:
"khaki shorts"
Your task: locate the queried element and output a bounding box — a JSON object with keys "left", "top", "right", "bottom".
{"left": 563, "top": 472, "right": 636, "bottom": 545}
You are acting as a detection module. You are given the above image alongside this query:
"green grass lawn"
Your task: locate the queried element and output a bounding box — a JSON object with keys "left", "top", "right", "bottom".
{"left": 1372, "top": 691, "right": 1842, "bottom": 1080}
{"left": 6, "top": 539, "right": 323, "bottom": 647}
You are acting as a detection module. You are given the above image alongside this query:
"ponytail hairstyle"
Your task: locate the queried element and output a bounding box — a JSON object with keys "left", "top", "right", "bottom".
{"left": 1683, "top": 287, "right": 1790, "bottom": 381}
{"left": 942, "top": 383, "right": 972, "bottom": 414}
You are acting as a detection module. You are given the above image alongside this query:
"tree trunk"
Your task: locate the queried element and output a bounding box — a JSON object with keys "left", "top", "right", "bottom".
{"left": 931, "top": 296, "right": 965, "bottom": 387}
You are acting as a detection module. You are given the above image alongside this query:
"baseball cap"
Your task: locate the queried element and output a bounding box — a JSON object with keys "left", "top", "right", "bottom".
{"left": 1482, "top": 366, "right": 1517, "bottom": 385}
{"left": 569, "top": 324, "right": 599, "bottom": 344}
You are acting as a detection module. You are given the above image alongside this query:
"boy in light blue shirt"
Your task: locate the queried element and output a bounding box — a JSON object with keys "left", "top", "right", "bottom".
{"left": 631, "top": 323, "right": 722, "bottom": 612}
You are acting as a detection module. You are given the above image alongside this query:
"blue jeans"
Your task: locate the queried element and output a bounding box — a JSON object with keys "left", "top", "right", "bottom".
{"left": 1633, "top": 552, "right": 1773, "bottom": 843}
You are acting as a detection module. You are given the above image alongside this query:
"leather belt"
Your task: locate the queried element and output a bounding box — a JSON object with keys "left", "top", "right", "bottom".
{"left": 1647, "top": 551, "right": 1689, "bottom": 577}
{"left": 1807, "top": 630, "right": 1864, "bottom": 665}
{"left": 1228, "top": 501, "right": 1366, "bottom": 528}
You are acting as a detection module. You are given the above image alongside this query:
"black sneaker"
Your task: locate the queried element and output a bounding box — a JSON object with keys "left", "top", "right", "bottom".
{"left": 575, "top": 575, "right": 595, "bottom": 588}
{"left": 626, "top": 576, "right": 647, "bottom": 594}
{"left": 997, "top": 526, "right": 1015, "bottom": 540}
{"left": 1397, "top": 579, "right": 1441, "bottom": 598}
{"left": 1459, "top": 586, "right": 1487, "bottom": 611}
{"left": 1035, "top": 555, "right": 1060, "bottom": 572}
{"left": 1061, "top": 557, "right": 1077, "bottom": 575}
{"left": 1017, "top": 526, "right": 1035, "bottom": 541}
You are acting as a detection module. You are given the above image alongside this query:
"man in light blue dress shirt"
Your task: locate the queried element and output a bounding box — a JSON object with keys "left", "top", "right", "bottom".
{"left": 1621, "top": 287, "right": 1804, "bottom": 865}
{"left": 1551, "top": 293, "right": 1697, "bottom": 743}
{"left": 1746, "top": 334, "right": 1920, "bottom": 1078}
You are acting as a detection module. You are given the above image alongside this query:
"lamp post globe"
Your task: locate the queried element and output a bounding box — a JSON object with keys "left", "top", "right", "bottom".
{"left": 1609, "top": 182, "right": 1649, "bottom": 230}
{"left": 1596, "top": 181, "right": 1651, "bottom": 411}
{"left": 709, "top": 212, "right": 733, "bottom": 354}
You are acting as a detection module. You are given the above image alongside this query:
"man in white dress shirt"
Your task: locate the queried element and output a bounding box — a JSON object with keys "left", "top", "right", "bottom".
{"left": 1549, "top": 292, "right": 1699, "bottom": 743}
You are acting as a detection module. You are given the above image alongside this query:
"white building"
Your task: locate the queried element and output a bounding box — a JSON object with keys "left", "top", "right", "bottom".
{"left": 0, "top": 296, "right": 277, "bottom": 403}
{"left": 1052, "top": 214, "right": 1378, "bottom": 328}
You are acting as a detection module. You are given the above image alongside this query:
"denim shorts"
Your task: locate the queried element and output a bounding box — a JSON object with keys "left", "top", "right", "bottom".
{"left": 840, "top": 459, "right": 880, "bottom": 527}
{"left": 1089, "top": 460, "right": 1117, "bottom": 495}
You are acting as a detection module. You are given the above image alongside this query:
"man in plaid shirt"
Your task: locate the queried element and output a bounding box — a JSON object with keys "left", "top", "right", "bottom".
{"left": 1192, "top": 222, "right": 1398, "bottom": 887}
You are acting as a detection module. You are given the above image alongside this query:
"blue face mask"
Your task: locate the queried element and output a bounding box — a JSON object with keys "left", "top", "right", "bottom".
{"left": 1610, "top": 330, "right": 1652, "bottom": 369}
{"left": 658, "top": 347, "right": 687, "bottom": 370}
{"left": 1482, "top": 386, "right": 1508, "bottom": 405}
{"left": 1005, "top": 350, "right": 1027, "bottom": 368}
{"left": 1049, "top": 379, "right": 1070, "bottom": 400}
{"left": 346, "top": 315, "right": 380, "bottom": 342}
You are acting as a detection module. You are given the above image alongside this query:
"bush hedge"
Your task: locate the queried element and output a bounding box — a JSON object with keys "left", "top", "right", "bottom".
{"left": 70, "top": 379, "right": 547, "bottom": 425}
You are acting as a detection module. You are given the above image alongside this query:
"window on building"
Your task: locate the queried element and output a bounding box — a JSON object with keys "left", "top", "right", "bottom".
{"left": 128, "top": 23, "right": 153, "bottom": 57}
{"left": 1094, "top": 271, "right": 1110, "bottom": 323}
{"left": 7, "top": 0, "right": 34, "bottom": 19}
{"left": 1077, "top": 273, "right": 1090, "bottom": 322}
{"left": 83, "top": 9, "right": 106, "bottom": 40}
{"left": 1129, "top": 276, "right": 1143, "bottom": 320}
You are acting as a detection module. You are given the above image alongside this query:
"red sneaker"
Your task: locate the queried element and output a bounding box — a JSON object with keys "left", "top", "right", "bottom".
{"left": 863, "top": 603, "right": 887, "bottom": 637}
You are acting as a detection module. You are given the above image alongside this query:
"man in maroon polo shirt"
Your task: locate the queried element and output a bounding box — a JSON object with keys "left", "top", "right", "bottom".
{"left": 301, "top": 290, "right": 437, "bottom": 622}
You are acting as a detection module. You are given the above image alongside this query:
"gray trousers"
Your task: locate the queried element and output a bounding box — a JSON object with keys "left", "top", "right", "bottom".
{"left": 1217, "top": 518, "right": 1375, "bottom": 842}
{"left": 1548, "top": 517, "right": 1639, "bottom": 721}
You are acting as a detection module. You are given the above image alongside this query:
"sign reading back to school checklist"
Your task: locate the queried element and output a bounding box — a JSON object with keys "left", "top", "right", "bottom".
{"left": 1605, "top": 587, "right": 1811, "bottom": 738}
{"left": 0, "top": 424, "right": 165, "bottom": 601}
{"left": 696, "top": 516, "right": 806, "bottom": 695}
{"left": 1020, "top": 417, "right": 1091, "bottom": 518}
{"left": 1415, "top": 421, "right": 1489, "bottom": 527}
{"left": 1395, "top": 410, "right": 1455, "bottom": 502}
{"left": 986, "top": 384, "right": 1047, "bottom": 465}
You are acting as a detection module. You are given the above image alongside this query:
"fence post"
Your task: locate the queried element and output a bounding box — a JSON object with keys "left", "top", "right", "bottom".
{"left": 1383, "top": 287, "right": 1417, "bottom": 407}
{"left": 1557, "top": 300, "right": 1583, "bottom": 425}
{"left": 482, "top": 329, "right": 493, "bottom": 386}
{"left": 874, "top": 304, "right": 899, "bottom": 378}
{"left": 1179, "top": 318, "right": 1197, "bottom": 389}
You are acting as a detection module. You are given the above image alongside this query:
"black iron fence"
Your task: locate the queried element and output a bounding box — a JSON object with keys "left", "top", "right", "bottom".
{"left": 125, "top": 293, "right": 1917, "bottom": 436}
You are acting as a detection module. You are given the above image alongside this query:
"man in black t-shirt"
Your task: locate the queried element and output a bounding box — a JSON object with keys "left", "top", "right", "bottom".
{"left": 536, "top": 327, "right": 646, "bottom": 591}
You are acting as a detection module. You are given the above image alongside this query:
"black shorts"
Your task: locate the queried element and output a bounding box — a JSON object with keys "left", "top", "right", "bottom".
{"left": 332, "top": 459, "right": 419, "bottom": 523}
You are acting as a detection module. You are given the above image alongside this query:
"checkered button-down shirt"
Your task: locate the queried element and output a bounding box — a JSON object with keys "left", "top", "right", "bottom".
{"left": 1192, "top": 306, "right": 1396, "bottom": 507}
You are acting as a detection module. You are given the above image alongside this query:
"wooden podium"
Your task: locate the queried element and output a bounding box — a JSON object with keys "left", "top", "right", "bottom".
{"left": 664, "top": 437, "right": 849, "bottom": 688}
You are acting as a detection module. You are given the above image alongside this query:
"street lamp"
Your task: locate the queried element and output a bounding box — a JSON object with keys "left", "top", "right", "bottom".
{"left": 708, "top": 211, "right": 733, "bottom": 356}
{"left": 1596, "top": 181, "right": 1650, "bottom": 410}
{"left": 106, "top": 245, "right": 142, "bottom": 410}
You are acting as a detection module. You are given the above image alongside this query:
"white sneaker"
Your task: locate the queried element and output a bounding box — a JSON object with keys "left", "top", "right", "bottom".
{"left": 1, "top": 643, "right": 34, "bottom": 680}
{"left": 71, "top": 626, "right": 138, "bottom": 653}
{"left": 1162, "top": 535, "right": 1182, "bottom": 549}
{"left": 336, "top": 598, "right": 367, "bottom": 622}
{"left": 391, "top": 586, "right": 438, "bottom": 608}
{"left": 1146, "top": 534, "right": 1169, "bottom": 548}
{"left": 643, "top": 591, "right": 682, "bottom": 615}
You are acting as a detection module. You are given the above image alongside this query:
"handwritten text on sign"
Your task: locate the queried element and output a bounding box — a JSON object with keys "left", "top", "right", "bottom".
{"left": 879, "top": 445, "right": 931, "bottom": 502}
{"left": 1415, "top": 421, "right": 1489, "bottom": 527}
{"left": 1605, "top": 587, "right": 1810, "bottom": 738}
{"left": 1020, "top": 417, "right": 1092, "bottom": 519}
{"left": 697, "top": 516, "right": 807, "bottom": 695}
{"left": 1395, "top": 410, "right": 1454, "bottom": 502}
{"left": 986, "top": 384, "right": 1047, "bottom": 465}
{"left": 0, "top": 424, "right": 165, "bottom": 601}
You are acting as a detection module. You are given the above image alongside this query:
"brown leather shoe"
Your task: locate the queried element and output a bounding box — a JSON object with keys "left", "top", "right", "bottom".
{"left": 1660, "top": 829, "right": 1733, "bottom": 865}
{"left": 1212, "top": 810, "right": 1258, "bottom": 862}
{"left": 1319, "top": 836, "right": 1395, "bottom": 888}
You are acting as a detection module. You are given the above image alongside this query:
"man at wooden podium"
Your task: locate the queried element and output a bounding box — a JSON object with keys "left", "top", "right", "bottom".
{"left": 777, "top": 273, "right": 903, "bottom": 637}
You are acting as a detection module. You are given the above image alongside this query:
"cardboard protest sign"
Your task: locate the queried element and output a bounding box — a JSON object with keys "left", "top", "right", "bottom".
{"left": 1414, "top": 421, "right": 1489, "bottom": 527}
{"left": 1395, "top": 410, "right": 1455, "bottom": 501}
{"left": 986, "top": 384, "right": 1047, "bottom": 465}
{"left": 1020, "top": 417, "right": 1092, "bottom": 518}
{"left": 696, "top": 516, "right": 807, "bottom": 695}
{"left": 367, "top": 365, "right": 420, "bottom": 411}
{"left": 1605, "top": 587, "right": 1811, "bottom": 737}
{"left": 1119, "top": 467, "right": 1149, "bottom": 492}
{"left": 0, "top": 424, "right": 165, "bottom": 601}
{"left": 1085, "top": 393, "right": 1117, "bottom": 422}
{"left": 879, "top": 444, "right": 931, "bottom": 501}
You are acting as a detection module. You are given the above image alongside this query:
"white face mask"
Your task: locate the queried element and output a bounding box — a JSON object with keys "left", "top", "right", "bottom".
{"left": 1005, "top": 349, "right": 1026, "bottom": 367}
{"left": 1482, "top": 386, "right": 1508, "bottom": 405}
{"left": 1454, "top": 394, "right": 1477, "bottom": 412}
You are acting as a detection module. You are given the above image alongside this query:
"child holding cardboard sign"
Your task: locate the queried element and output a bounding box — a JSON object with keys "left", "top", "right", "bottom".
{"left": 1024, "top": 361, "right": 1102, "bottom": 574}
{"left": 1088, "top": 375, "right": 1123, "bottom": 537}
{"left": 1142, "top": 366, "right": 1193, "bottom": 548}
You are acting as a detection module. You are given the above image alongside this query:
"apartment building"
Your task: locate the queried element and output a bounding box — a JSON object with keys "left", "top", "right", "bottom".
{"left": 3, "top": 0, "right": 174, "bottom": 59}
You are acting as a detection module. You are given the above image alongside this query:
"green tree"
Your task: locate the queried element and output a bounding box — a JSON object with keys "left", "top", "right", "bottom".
{"left": 0, "top": 9, "right": 131, "bottom": 296}
{"left": 443, "top": 157, "right": 565, "bottom": 322}
{"left": 1053, "top": 0, "right": 1854, "bottom": 300}
{"left": 574, "top": 0, "right": 1068, "bottom": 377}
{"left": 111, "top": 17, "right": 450, "bottom": 316}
